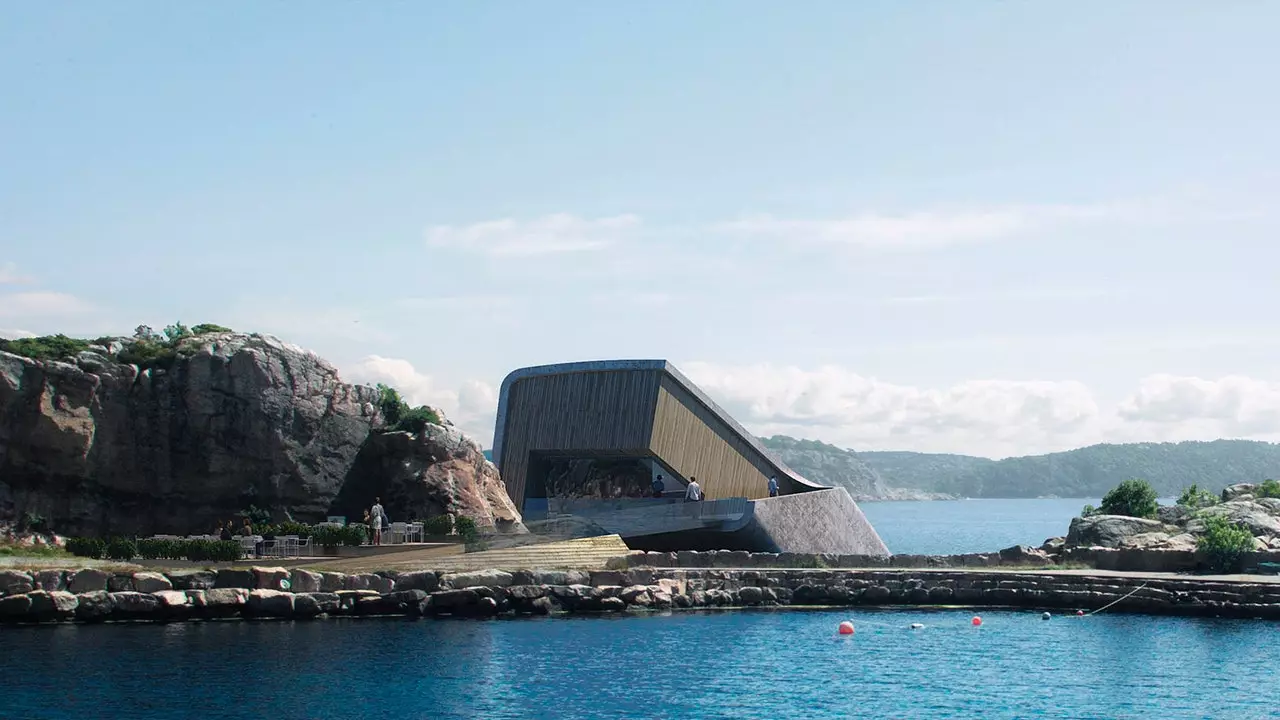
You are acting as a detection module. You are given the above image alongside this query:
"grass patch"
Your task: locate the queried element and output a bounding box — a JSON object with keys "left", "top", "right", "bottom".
{"left": 0, "top": 543, "right": 68, "bottom": 558}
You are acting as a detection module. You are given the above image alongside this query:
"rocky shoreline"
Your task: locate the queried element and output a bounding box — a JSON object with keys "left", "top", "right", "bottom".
{"left": 4, "top": 563, "right": 1280, "bottom": 625}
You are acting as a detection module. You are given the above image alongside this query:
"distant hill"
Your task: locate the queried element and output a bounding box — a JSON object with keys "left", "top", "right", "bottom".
{"left": 858, "top": 440, "right": 1280, "bottom": 498}
{"left": 759, "top": 435, "right": 884, "bottom": 496}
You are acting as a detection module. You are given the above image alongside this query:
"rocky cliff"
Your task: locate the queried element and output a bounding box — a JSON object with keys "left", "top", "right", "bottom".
{"left": 0, "top": 331, "right": 522, "bottom": 536}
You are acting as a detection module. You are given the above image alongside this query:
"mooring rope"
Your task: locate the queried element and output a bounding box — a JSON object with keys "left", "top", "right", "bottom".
{"left": 1085, "top": 582, "right": 1149, "bottom": 616}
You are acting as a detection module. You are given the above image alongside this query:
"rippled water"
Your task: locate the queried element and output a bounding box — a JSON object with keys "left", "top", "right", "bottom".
{"left": 3, "top": 609, "right": 1278, "bottom": 719}
{"left": 859, "top": 497, "right": 1105, "bottom": 555}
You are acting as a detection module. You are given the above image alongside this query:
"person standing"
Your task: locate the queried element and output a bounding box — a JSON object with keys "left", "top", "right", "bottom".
{"left": 685, "top": 477, "right": 702, "bottom": 502}
{"left": 768, "top": 475, "right": 779, "bottom": 498}
{"left": 370, "top": 497, "right": 385, "bottom": 546}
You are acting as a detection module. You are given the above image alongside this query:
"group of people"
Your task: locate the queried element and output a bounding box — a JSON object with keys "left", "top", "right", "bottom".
{"left": 648, "top": 473, "right": 780, "bottom": 501}
{"left": 213, "top": 519, "right": 257, "bottom": 541}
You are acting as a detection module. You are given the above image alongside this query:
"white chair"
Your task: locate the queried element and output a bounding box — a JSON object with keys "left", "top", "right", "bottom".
{"left": 407, "top": 522, "right": 424, "bottom": 543}
{"left": 389, "top": 522, "right": 407, "bottom": 544}
{"left": 239, "top": 536, "right": 258, "bottom": 558}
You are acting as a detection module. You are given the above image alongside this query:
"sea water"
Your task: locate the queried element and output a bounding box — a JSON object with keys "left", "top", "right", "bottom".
{"left": 859, "top": 497, "right": 1104, "bottom": 555}
{"left": 2, "top": 609, "right": 1277, "bottom": 719}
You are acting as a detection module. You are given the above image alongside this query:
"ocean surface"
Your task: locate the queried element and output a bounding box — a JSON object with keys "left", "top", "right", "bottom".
{"left": 859, "top": 497, "right": 1105, "bottom": 555}
{"left": 4, "top": 609, "right": 1278, "bottom": 719}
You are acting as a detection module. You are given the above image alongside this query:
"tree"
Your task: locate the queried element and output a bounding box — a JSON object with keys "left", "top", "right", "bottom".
{"left": 1098, "top": 478, "right": 1159, "bottom": 519}
{"left": 1177, "top": 484, "right": 1218, "bottom": 509}
{"left": 1197, "top": 514, "right": 1255, "bottom": 573}
{"left": 1258, "top": 479, "right": 1280, "bottom": 499}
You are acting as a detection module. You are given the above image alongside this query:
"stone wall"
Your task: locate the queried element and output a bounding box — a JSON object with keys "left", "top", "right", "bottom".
{"left": 4, "top": 563, "right": 1280, "bottom": 624}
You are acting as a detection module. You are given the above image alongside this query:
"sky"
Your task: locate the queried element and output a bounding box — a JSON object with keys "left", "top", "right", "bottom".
{"left": 3, "top": 2, "right": 1279, "bottom": 459}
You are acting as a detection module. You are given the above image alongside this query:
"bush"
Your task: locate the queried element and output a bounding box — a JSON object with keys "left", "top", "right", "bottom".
{"left": 66, "top": 537, "right": 106, "bottom": 559}
{"left": 422, "top": 515, "right": 453, "bottom": 536}
{"left": 1257, "top": 479, "right": 1280, "bottom": 499}
{"left": 311, "top": 524, "right": 366, "bottom": 548}
{"left": 455, "top": 515, "right": 478, "bottom": 543}
{"left": 1098, "top": 478, "right": 1159, "bottom": 519}
{"left": 17, "top": 511, "right": 47, "bottom": 533}
{"left": 104, "top": 537, "right": 138, "bottom": 561}
{"left": 190, "top": 323, "right": 232, "bottom": 335}
{"left": 0, "top": 334, "right": 90, "bottom": 361}
{"left": 375, "top": 383, "right": 443, "bottom": 433}
{"left": 185, "top": 539, "right": 241, "bottom": 562}
{"left": 1081, "top": 504, "right": 1099, "bottom": 518}
{"left": 1198, "top": 514, "right": 1256, "bottom": 573}
{"left": 1178, "top": 484, "right": 1219, "bottom": 509}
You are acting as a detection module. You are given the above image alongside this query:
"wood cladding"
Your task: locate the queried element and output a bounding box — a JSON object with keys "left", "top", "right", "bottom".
{"left": 499, "top": 365, "right": 803, "bottom": 510}
{"left": 498, "top": 369, "right": 661, "bottom": 509}
{"left": 649, "top": 375, "right": 780, "bottom": 501}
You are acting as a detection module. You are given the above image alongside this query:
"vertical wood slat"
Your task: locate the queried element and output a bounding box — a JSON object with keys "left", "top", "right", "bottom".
{"left": 648, "top": 376, "right": 777, "bottom": 501}
{"left": 499, "top": 369, "right": 660, "bottom": 509}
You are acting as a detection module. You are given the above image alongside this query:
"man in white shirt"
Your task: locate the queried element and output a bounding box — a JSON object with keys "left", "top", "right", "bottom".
{"left": 685, "top": 477, "right": 702, "bottom": 502}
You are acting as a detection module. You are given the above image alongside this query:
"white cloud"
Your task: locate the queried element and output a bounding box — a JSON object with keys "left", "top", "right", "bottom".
{"left": 0, "top": 263, "right": 34, "bottom": 285}
{"left": 344, "top": 355, "right": 499, "bottom": 447}
{"left": 0, "top": 291, "right": 95, "bottom": 319}
{"left": 679, "top": 362, "right": 1280, "bottom": 458}
{"left": 713, "top": 202, "right": 1158, "bottom": 252}
{"left": 425, "top": 213, "right": 641, "bottom": 257}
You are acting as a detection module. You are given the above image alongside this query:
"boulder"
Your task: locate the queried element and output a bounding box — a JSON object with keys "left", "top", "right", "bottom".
{"left": 304, "top": 592, "right": 341, "bottom": 614}
{"left": 394, "top": 571, "right": 439, "bottom": 592}
{"left": 253, "top": 567, "right": 291, "bottom": 590}
{"left": 1065, "top": 515, "right": 1169, "bottom": 548}
{"left": 368, "top": 575, "right": 395, "bottom": 594}
{"left": 998, "top": 545, "right": 1052, "bottom": 565}
{"left": 33, "top": 570, "right": 66, "bottom": 592}
{"left": 68, "top": 569, "right": 108, "bottom": 593}
{"left": 168, "top": 571, "right": 216, "bottom": 591}
{"left": 110, "top": 591, "right": 160, "bottom": 617}
{"left": 737, "top": 586, "right": 764, "bottom": 605}
{"left": 215, "top": 569, "right": 256, "bottom": 589}
{"left": 75, "top": 591, "right": 114, "bottom": 620}
{"left": 529, "top": 569, "right": 588, "bottom": 586}
{"left": 1223, "top": 484, "right": 1257, "bottom": 502}
{"left": 1193, "top": 501, "right": 1280, "bottom": 538}
{"left": 153, "top": 590, "right": 190, "bottom": 608}
{"left": 293, "top": 593, "right": 323, "bottom": 618}
{"left": 443, "top": 569, "right": 513, "bottom": 589}
{"left": 1163, "top": 533, "right": 1199, "bottom": 552}
{"left": 203, "top": 588, "right": 249, "bottom": 614}
{"left": 132, "top": 572, "right": 173, "bottom": 593}
{"left": 0, "top": 570, "right": 34, "bottom": 596}
{"left": 107, "top": 574, "right": 135, "bottom": 592}
{"left": 1157, "top": 505, "right": 1194, "bottom": 525}
{"left": 427, "top": 589, "right": 480, "bottom": 612}
{"left": 383, "top": 589, "right": 429, "bottom": 614}
{"left": 0, "top": 593, "right": 33, "bottom": 618}
{"left": 246, "top": 589, "right": 294, "bottom": 617}
{"left": 288, "top": 569, "right": 322, "bottom": 594}
{"left": 320, "top": 573, "right": 347, "bottom": 592}
{"left": 1117, "top": 533, "right": 1174, "bottom": 550}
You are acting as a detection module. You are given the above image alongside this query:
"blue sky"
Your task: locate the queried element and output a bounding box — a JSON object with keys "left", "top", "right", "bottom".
{"left": 3, "top": 2, "right": 1278, "bottom": 457}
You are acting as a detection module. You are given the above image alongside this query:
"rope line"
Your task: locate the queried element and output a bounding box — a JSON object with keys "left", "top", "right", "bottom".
{"left": 1086, "top": 582, "right": 1149, "bottom": 616}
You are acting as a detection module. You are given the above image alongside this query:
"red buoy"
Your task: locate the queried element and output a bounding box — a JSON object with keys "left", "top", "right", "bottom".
{"left": 971, "top": 616, "right": 982, "bottom": 626}
{"left": 1076, "top": 609, "right": 1085, "bottom": 616}
{"left": 838, "top": 621, "right": 855, "bottom": 635}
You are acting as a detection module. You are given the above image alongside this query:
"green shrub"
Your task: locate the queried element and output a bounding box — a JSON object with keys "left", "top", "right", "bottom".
{"left": 66, "top": 537, "right": 106, "bottom": 559}
{"left": 1198, "top": 514, "right": 1256, "bottom": 573}
{"left": 1098, "top": 478, "right": 1159, "bottom": 519}
{"left": 1178, "top": 484, "right": 1218, "bottom": 509}
{"left": 1257, "top": 479, "right": 1280, "bottom": 499}
{"left": 1081, "top": 504, "right": 1099, "bottom": 518}
{"left": 190, "top": 323, "right": 232, "bottom": 335}
{"left": 104, "top": 537, "right": 137, "bottom": 561}
{"left": 184, "top": 539, "right": 242, "bottom": 562}
{"left": 375, "top": 383, "right": 442, "bottom": 433}
{"left": 455, "top": 515, "right": 478, "bottom": 542}
{"left": 311, "top": 524, "right": 366, "bottom": 547}
{"left": 422, "top": 515, "right": 452, "bottom": 536}
{"left": 0, "top": 334, "right": 91, "bottom": 361}
{"left": 17, "top": 511, "right": 47, "bottom": 533}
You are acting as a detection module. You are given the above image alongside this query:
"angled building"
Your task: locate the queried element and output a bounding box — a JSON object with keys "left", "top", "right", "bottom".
{"left": 492, "top": 360, "right": 889, "bottom": 555}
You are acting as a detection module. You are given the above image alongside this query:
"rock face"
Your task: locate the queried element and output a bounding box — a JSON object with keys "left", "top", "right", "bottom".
{"left": 333, "top": 425, "right": 523, "bottom": 532}
{"left": 0, "top": 332, "right": 523, "bottom": 535}
{"left": 1066, "top": 515, "right": 1171, "bottom": 549}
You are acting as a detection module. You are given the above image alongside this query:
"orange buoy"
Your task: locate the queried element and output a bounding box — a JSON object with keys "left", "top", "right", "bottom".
{"left": 838, "top": 621, "right": 855, "bottom": 635}
{"left": 971, "top": 616, "right": 982, "bottom": 626}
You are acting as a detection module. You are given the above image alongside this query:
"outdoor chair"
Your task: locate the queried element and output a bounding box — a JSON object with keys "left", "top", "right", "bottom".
{"left": 389, "top": 522, "right": 407, "bottom": 544}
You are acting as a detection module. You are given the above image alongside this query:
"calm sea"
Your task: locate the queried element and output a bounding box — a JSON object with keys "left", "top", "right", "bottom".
{"left": 859, "top": 497, "right": 1105, "bottom": 555}
{"left": 3, "top": 609, "right": 1277, "bottom": 719}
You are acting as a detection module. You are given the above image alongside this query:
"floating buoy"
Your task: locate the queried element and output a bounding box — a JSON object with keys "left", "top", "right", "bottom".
{"left": 838, "top": 621, "right": 855, "bottom": 635}
{"left": 279, "top": 578, "right": 291, "bottom": 591}
{"left": 1042, "top": 612, "right": 1051, "bottom": 620}
{"left": 971, "top": 616, "right": 982, "bottom": 626}
{"left": 1076, "top": 609, "right": 1085, "bottom": 616}
{"left": 910, "top": 622, "right": 924, "bottom": 630}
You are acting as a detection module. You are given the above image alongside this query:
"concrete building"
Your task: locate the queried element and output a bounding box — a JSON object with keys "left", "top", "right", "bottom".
{"left": 492, "top": 360, "right": 889, "bottom": 555}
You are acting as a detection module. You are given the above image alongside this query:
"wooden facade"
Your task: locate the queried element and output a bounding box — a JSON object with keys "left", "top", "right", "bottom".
{"left": 495, "top": 361, "right": 817, "bottom": 511}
